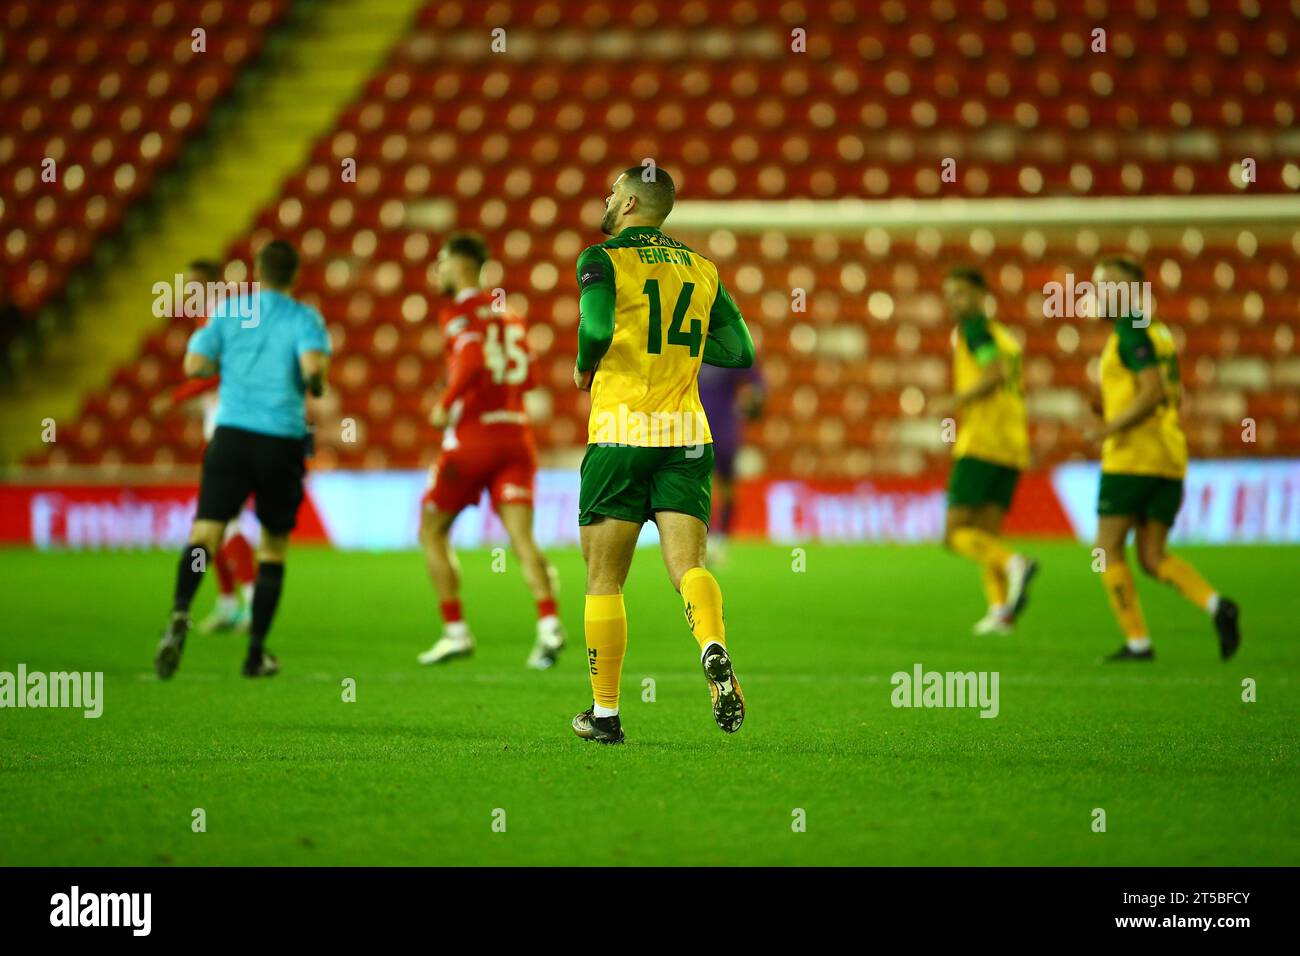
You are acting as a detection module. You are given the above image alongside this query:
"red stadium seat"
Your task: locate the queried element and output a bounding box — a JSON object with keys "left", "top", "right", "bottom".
{"left": 19, "top": 0, "right": 1300, "bottom": 474}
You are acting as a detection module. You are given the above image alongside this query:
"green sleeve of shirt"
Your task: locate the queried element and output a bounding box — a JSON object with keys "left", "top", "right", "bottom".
{"left": 1116, "top": 321, "right": 1158, "bottom": 372}
{"left": 702, "top": 281, "right": 755, "bottom": 368}
{"left": 960, "top": 314, "right": 999, "bottom": 366}
{"left": 575, "top": 245, "right": 616, "bottom": 372}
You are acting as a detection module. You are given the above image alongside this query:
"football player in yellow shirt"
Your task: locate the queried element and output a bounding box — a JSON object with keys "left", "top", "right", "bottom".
{"left": 929, "top": 267, "right": 1038, "bottom": 636}
{"left": 570, "top": 165, "right": 756, "bottom": 743}
{"left": 1084, "top": 255, "right": 1240, "bottom": 661}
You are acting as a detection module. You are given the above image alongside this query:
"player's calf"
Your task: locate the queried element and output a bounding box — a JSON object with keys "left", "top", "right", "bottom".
{"left": 154, "top": 536, "right": 216, "bottom": 679}
{"left": 678, "top": 567, "right": 746, "bottom": 733}
{"left": 573, "top": 592, "right": 628, "bottom": 741}
{"left": 244, "top": 559, "right": 285, "bottom": 676}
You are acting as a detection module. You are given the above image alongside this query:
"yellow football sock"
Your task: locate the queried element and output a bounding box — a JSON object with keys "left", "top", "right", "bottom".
{"left": 949, "top": 527, "right": 1014, "bottom": 570}
{"left": 982, "top": 564, "right": 1009, "bottom": 609}
{"left": 680, "top": 566, "right": 726, "bottom": 654}
{"left": 584, "top": 593, "right": 627, "bottom": 711}
{"left": 1101, "top": 564, "right": 1149, "bottom": 639}
{"left": 1156, "top": 555, "right": 1217, "bottom": 613}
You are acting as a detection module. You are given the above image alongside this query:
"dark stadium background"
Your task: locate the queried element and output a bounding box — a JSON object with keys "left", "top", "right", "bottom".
{"left": 1, "top": 0, "right": 1297, "bottom": 548}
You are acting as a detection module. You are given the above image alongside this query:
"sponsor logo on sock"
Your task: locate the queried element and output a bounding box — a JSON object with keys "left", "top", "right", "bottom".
{"left": 49, "top": 886, "right": 151, "bottom": 936}
{"left": 890, "top": 663, "right": 999, "bottom": 718}
{"left": 587, "top": 647, "right": 598, "bottom": 675}
{"left": 0, "top": 665, "right": 103, "bottom": 718}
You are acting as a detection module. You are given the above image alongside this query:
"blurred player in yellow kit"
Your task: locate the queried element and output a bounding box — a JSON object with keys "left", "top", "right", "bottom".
{"left": 929, "top": 267, "right": 1038, "bottom": 636}
{"left": 1084, "top": 255, "right": 1240, "bottom": 661}
{"left": 569, "top": 164, "right": 755, "bottom": 744}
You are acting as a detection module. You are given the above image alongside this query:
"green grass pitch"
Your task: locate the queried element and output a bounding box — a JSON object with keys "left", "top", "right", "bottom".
{"left": 0, "top": 541, "right": 1296, "bottom": 866}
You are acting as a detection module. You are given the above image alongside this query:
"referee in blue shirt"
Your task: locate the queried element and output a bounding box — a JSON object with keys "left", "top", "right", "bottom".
{"left": 155, "top": 240, "right": 331, "bottom": 679}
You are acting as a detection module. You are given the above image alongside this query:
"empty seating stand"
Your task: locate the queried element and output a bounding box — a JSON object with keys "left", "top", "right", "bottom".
{"left": 0, "top": 0, "right": 288, "bottom": 316}
{"left": 25, "top": 0, "right": 1300, "bottom": 477}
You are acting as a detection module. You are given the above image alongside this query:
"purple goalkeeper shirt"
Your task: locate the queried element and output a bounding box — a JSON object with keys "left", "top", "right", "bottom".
{"left": 697, "top": 363, "right": 763, "bottom": 453}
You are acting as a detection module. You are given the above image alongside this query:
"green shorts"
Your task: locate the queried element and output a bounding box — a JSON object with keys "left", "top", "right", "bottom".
{"left": 1098, "top": 473, "right": 1184, "bottom": 526}
{"left": 947, "top": 456, "right": 1021, "bottom": 510}
{"left": 579, "top": 443, "right": 714, "bottom": 527}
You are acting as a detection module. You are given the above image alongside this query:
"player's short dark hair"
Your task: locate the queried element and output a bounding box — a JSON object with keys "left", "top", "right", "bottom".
{"left": 1096, "top": 254, "right": 1144, "bottom": 283}
{"left": 256, "top": 240, "right": 299, "bottom": 287}
{"left": 621, "top": 164, "right": 676, "bottom": 219}
{"left": 946, "top": 265, "right": 988, "bottom": 290}
{"left": 443, "top": 231, "right": 490, "bottom": 268}
{"left": 188, "top": 259, "right": 222, "bottom": 283}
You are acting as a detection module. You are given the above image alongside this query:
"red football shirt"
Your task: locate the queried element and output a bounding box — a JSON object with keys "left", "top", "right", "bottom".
{"left": 437, "top": 290, "right": 536, "bottom": 449}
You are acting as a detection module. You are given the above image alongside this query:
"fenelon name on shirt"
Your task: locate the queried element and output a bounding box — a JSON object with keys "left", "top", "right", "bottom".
{"left": 635, "top": 246, "right": 693, "bottom": 267}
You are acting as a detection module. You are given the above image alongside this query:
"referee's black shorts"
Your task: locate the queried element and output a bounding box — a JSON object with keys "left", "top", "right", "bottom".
{"left": 196, "top": 426, "right": 307, "bottom": 535}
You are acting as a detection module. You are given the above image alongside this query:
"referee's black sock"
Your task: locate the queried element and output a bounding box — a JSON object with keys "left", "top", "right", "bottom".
{"left": 248, "top": 561, "right": 285, "bottom": 658}
{"left": 172, "top": 543, "right": 210, "bottom": 614}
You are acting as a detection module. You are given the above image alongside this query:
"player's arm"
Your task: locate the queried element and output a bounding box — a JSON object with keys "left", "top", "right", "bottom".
{"left": 953, "top": 317, "right": 1005, "bottom": 404}
{"left": 298, "top": 308, "right": 332, "bottom": 397}
{"left": 184, "top": 320, "right": 221, "bottom": 378}
{"left": 150, "top": 375, "right": 219, "bottom": 417}
{"left": 183, "top": 352, "right": 219, "bottom": 377}
{"left": 430, "top": 332, "right": 485, "bottom": 427}
{"left": 300, "top": 351, "right": 329, "bottom": 397}
{"left": 1097, "top": 326, "right": 1164, "bottom": 437}
{"left": 574, "top": 246, "right": 615, "bottom": 390}
{"left": 928, "top": 317, "right": 1003, "bottom": 416}
{"left": 955, "top": 362, "right": 1005, "bottom": 406}
{"left": 171, "top": 376, "right": 219, "bottom": 401}
{"left": 1100, "top": 366, "right": 1163, "bottom": 436}
{"left": 702, "top": 282, "right": 755, "bottom": 369}
{"left": 738, "top": 365, "right": 766, "bottom": 419}
{"left": 737, "top": 352, "right": 767, "bottom": 416}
